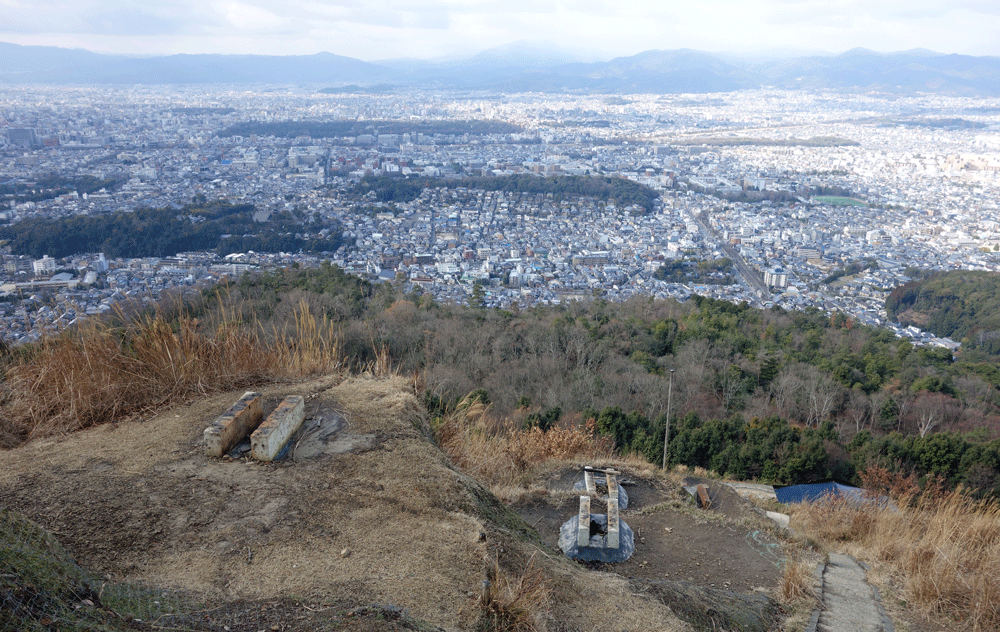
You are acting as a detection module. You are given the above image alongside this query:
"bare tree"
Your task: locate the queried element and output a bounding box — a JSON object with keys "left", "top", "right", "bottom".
{"left": 913, "top": 391, "right": 949, "bottom": 437}
{"left": 867, "top": 390, "right": 887, "bottom": 432}
{"left": 893, "top": 390, "right": 915, "bottom": 433}
{"left": 769, "top": 366, "right": 803, "bottom": 420}
{"left": 845, "top": 388, "right": 870, "bottom": 433}
{"left": 803, "top": 365, "right": 842, "bottom": 427}
{"left": 770, "top": 362, "right": 842, "bottom": 427}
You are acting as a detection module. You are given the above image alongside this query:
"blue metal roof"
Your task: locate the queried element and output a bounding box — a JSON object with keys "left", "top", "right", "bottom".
{"left": 775, "top": 481, "right": 865, "bottom": 504}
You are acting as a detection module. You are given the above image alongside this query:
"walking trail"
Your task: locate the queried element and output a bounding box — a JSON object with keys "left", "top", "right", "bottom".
{"left": 808, "top": 552, "right": 894, "bottom": 632}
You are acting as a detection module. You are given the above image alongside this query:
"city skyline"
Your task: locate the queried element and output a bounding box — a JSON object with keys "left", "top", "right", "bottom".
{"left": 2, "top": 1, "right": 999, "bottom": 62}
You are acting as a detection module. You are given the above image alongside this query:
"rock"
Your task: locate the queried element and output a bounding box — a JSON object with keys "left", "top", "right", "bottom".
{"left": 558, "top": 513, "right": 635, "bottom": 563}
{"left": 340, "top": 548, "right": 350, "bottom": 558}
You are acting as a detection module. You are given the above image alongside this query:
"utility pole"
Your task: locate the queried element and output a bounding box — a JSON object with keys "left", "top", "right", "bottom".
{"left": 662, "top": 369, "right": 674, "bottom": 470}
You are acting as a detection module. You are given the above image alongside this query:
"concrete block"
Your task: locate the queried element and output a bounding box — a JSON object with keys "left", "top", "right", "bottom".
{"left": 250, "top": 395, "right": 306, "bottom": 461}
{"left": 577, "top": 495, "right": 591, "bottom": 548}
{"left": 606, "top": 496, "right": 620, "bottom": 549}
{"left": 766, "top": 511, "right": 790, "bottom": 529}
{"left": 204, "top": 392, "right": 263, "bottom": 457}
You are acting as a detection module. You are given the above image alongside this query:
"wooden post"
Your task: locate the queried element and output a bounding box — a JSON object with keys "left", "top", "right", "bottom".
{"left": 696, "top": 484, "right": 711, "bottom": 509}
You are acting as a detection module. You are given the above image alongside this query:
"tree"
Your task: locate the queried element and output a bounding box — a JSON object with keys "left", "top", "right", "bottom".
{"left": 913, "top": 392, "right": 946, "bottom": 438}
{"left": 804, "top": 365, "right": 842, "bottom": 428}
{"left": 845, "top": 388, "right": 870, "bottom": 434}
{"left": 769, "top": 367, "right": 801, "bottom": 418}
{"left": 469, "top": 280, "right": 487, "bottom": 309}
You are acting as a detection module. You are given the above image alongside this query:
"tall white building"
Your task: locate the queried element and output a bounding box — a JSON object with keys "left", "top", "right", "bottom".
{"left": 33, "top": 255, "right": 56, "bottom": 276}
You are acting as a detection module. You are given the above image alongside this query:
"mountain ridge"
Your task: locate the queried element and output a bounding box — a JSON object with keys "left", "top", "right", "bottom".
{"left": 3, "top": 41, "right": 1000, "bottom": 94}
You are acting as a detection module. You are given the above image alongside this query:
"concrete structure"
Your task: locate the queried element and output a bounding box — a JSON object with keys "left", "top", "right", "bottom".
{"left": 204, "top": 392, "right": 263, "bottom": 457}
{"left": 562, "top": 467, "right": 633, "bottom": 562}
{"left": 250, "top": 395, "right": 305, "bottom": 461}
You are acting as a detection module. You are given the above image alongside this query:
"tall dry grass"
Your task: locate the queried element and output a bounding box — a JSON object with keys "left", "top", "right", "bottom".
{"left": 479, "top": 553, "right": 550, "bottom": 632}
{"left": 778, "top": 554, "right": 818, "bottom": 604}
{"left": 434, "top": 395, "right": 613, "bottom": 492}
{"left": 0, "top": 301, "right": 343, "bottom": 448}
{"left": 792, "top": 484, "right": 1000, "bottom": 631}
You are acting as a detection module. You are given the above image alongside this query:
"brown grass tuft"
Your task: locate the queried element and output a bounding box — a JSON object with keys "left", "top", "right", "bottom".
{"left": 434, "top": 394, "right": 613, "bottom": 491}
{"left": 778, "top": 554, "right": 818, "bottom": 604}
{"left": 478, "top": 554, "right": 549, "bottom": 632}
{"left": 0, "top": 301, "right": 343, "bottom": 448}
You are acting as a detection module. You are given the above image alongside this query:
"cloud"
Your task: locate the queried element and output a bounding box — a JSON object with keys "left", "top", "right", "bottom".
{"left": 1, "top": 0, "right": 217, "bottom": 36}
{"left": 0, "top": 0, "right": 998, "bottom": 58}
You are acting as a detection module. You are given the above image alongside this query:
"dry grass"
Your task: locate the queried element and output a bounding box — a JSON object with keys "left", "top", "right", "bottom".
{"left": 433, "top": 395, "right": 614, "bottom": 493}
{"left": 778, "top": 554, "right": 818, "bottom": 604}
{"left": 0, "top": 301, "right": 343, "bottom": 448}
{"left": 478, "top": 554, "right": 550, "bottom": 632}
{"left": 791, "top": 487, "right": 1000, "bottom": 631}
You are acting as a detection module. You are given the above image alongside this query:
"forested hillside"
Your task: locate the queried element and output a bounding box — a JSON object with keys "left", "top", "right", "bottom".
{"left": 352, "top": 173, "right": 660, "bottom": 213}
{"left": 886, "top": 270, "right": 1000, "bottom": 357}
{"left": 171, "top": 264, "right": 1000, "bottom": 495}
{"left": 0, "top": 200, "right": 346, "bottom": 259}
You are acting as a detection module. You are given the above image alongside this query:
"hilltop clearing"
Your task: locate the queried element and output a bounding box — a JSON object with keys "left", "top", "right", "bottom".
{"left": 510, "top": 471, "right": 782, "bottom": 593}
{"left": 0, "top": 375, "right": 713, "bottom": 631}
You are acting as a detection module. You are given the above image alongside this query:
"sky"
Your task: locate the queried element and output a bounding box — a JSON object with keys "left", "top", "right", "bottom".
{"left": 2, "top": 0, "right": 1000, "bottom": 61}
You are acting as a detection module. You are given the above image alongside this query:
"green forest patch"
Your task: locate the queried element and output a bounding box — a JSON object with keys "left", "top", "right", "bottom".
{"left": 811, "top": 196, "right": 867, "bottom": 207}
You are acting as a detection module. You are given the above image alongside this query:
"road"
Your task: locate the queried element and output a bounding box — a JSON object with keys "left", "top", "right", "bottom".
{"left": 693, "top": 210, "right": 771, "bottom": 299}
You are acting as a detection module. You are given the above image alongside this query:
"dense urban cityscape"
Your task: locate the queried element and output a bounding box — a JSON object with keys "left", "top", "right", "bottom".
{"left": 2, "top": 85, "right": 999, "bottom": 346}
{"left": 5, "top": 1, "right": 1000, "bottom": 624}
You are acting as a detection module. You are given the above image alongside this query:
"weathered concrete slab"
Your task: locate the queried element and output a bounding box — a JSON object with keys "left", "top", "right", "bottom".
{"left": 250, "top": 395, "right": 305, "bottom": 461}
{"left": 606, "top": 495, "right": 620, "bottom": 549}
{"left": 204, "top": 392, "right": 263, "bottom": 457}
{"left": 577, "top": 495, "right": 591, "bottom": 548}
{"left": 813, "top": 553, "right": 888, "bottom": 632}
{"left": 727, "top": 481, "right": 777, "bottom": 501}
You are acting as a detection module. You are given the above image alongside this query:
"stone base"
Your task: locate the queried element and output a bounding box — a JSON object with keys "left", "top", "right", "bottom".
{"left": 559, "top": 514, "right": 635, "bottom": 563}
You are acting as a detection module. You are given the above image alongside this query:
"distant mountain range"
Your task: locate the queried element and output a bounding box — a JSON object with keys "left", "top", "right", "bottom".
{"left": 2, "top": 41, "right": 999, "bottom": 96}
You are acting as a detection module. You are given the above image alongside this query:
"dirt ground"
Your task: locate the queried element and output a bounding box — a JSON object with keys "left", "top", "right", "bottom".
{"left": 0, "top": 375, "right": 696, "bottom": 632}
{"left": 510, "top": 469, "right": 784, "bottom": 593}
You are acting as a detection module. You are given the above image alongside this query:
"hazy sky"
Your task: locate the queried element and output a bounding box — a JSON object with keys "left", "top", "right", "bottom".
{"left": 2, "top": 0, "right": 999, "bottom": 61}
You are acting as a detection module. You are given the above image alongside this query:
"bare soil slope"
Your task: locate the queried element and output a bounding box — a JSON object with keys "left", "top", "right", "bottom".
{"left": 0, "top": 375, "right": 691, "bottom": 632}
